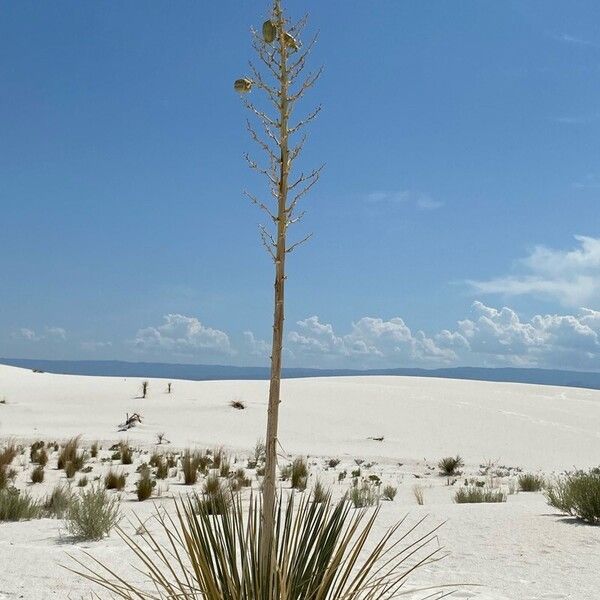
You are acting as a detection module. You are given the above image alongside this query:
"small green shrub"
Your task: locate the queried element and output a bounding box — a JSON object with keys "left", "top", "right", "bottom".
{"left": 31, "top": 465, "right": 45, "bottom": 484}
{"left": 454, "top": 486, "right": 506, "bottom": 504}
{"left": 348, "top": 482, "right": 379, "bottom": 508}
{"left": 66, "top": 486, "right": 121, "bottom": 540}
{"left": 105, "top": 469, "right": 126, "bottom": 491}
{"left": 44, "top": 485, "right": 72, "bottom": 518}
{"left": 291, "top": 457, "right": 308, "bottom": 490}
{"left": 518, "top": 473, "right": 545, "bottom": 492}
{"left": 328, "top": 458, "right": 340, "bottom": 468}
{"left": 438, "top": 455, "right": 464, "bottom": 476}
{"left": 382, "top": 485, "right": 397, "bottom": 501}
{"left": 546, "top": 470, "right": 600, "bottom": 525}
{"left": 0, "top": 488, "right": 42, "bottom": 521}
{"left": 136, "top": 467, "right": 155, "bottom": 501}
{"left": 30, "top": 441, "right": 45, "bottom": 463}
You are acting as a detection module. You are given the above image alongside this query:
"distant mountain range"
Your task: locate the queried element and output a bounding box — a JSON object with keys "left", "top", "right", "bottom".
{"left": 2, "top": 357, "right": 600, "bottom": 391}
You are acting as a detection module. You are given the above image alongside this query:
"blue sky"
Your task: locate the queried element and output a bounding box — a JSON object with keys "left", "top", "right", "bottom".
{"left": 1, "top": 1, "right": 599, "bottom": 370}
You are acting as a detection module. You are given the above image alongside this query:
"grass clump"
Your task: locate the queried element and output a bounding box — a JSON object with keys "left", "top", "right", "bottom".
{"left": 197, "top": 475, "right": 231, "bottom": 515}
{"left": 413, "top": 485, "right": 425, "bottom": 505}
{"left": 120, "top": 443, "right": 134, "bottom": 465}
{"left": 291, "top": 457, "right": 308, "bottom": 490}
{"left": 182, "top": 451, "right": 201, "bottom": 485}
{"left": 155, "top": 458, "right": 169, "bottom": 480}
{"left": 382, "top": 485, "right": 397, "bottom": 501}
{"left": 0, "top": 488, "right": 41, "bottom": 521}
{"left": 58, "top": 437, "right": 87, "bottom": 472}
{"left": 65, "top": 461, "right": 77, "bottom": 479}
{"left": 105, "top": 469, "right": 126, "bottom": 491}
{"left": 454, "top": 486, "right": 506, "bottom": 503}
{"left": 90, "top": 442, "right": 99, "bottom": 458}
{"left": 518, "top": 473, "right": 545, "bottom": 492}
{"left": 438, "top": 455, "right": 464, "bottom": 476}
{"left": 66, "top": 486, "right": 121, "bottom": 540}
{"left": 313, "top": 479, "right": 328, "bottom": 503}
{"left": 136, "top": 467, "right": 155, "bottom": 501}
{"left": 78, "top": 476, "right": 89, "bottom": 487}
{"left": 546, "top": 469, "right": 600, "bottom": 525}
{"left": 230, "top": 399, "right": 246, "bottom": 410}
{"left": 44, "top": 485, "right": 72, "bottom": 518}
{"left": 348, "top": 482, "right": 379, "bottom": 508}
{"left": 31, "top": 465, "right": 45, "bottom": 484}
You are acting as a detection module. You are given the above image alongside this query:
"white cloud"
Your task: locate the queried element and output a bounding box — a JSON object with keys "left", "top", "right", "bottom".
{"left": 366, "top": 190, "right": 443, "bottom": 210}
{"left": 468, "top": 236, "right": 600, "bottom": 307}
{"left": 243, "top": 331, "right": 270, "bottom": 357}
{"left": 133, "top": 314, "right": 233, "bottom": 357}
{"left": 13, "top": 326, "right": 66, "bottom": 342}
{"left": 81, "top": 340, "right": 113, "bottom": 351}
{"left": 287, "top": 315, "right": 457, "bottom": 367}
{"left": 265, "top": 302, "right": 600, "bottom": 370}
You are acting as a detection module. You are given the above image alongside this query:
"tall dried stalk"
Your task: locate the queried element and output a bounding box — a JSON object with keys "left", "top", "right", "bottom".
{"left": 236, "top": 0, "right": 323, "bottom": 559}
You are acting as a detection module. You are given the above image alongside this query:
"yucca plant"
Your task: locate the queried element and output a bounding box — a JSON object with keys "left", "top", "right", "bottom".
{"left": 70, "top": 491, "right": 450, "bottom": 599}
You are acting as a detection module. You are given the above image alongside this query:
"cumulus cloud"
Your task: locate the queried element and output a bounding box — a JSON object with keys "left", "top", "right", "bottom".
{"left": 133, "top": 314, "right": 232, "bottom": 357}
{"left": 286, "top": 315, "right": 457, "bottom": 367}
{"left": 268, "top": 302, "right": 600, "bottom": 370}
{"left": 243, "top": 331, "right": 271, "bottom": 357}
{"left": 468, "top": 236, "right": 600, "bottom": 307}
{"left": 13, "top": 326, "right": 66, "bottom": 342}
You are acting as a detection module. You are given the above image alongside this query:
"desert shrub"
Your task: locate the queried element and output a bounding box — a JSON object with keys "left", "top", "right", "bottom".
{"left": 58, "top": 437, "right": 87, "bottom": 472}
{"left": 141, "top": 380, "right": 149, "bottom": 398}
{"left": 196, "top": 452, "right": 212, "bottom": 474}
{"left": 36, "top": 447, "right": 48, "bottom": 467}
{"left": 182, "top": 451, "right": 200, "bottom": 485}
{"left": 30, "top": 441, "right": 45, "bottom": 463}
{"left": 438, "top": 455, "right": 464, "bottom": 476}
{"left": 279, "top": 464, "right": 292, "bottom": 481}
{"left": 105, "top": 469, "right": 126, "bottom": 491}
{"left": 0, "top": 443, "right": 17, "bottom": 469}
{"left": 90, "top": 442, "right": 99, "bottom": 458}
{"left": 111, "top": 451, "right": 122, "bottom": 461}
{"left": 338, "top": 470, "right": 347, "bottom": 482}
{"left": 518, "top": 473, "right": 545, "bottom": 492}
{"left": 328, "top": 458, "right": 340, "bottom": 468}
{"left": 197, "top": 477, "right": 231, "bottom": 515}
{"left": 44, "top": 485, "right": 72, "bottom": 518}
{"left": 454, "top": 486, "right": 506, "bottom": 503}
{"left": 31, "top": 465, "right": 45, "bottom": 484}
{"left": 220, "top": 460, "right": 231, "bottom": 478}
{"left": 212, "top": 447, "right": 226, "bottom": 470}
{"left": 120, "top": 443, "right": 133, "bottom": 465}
{"left": 66, "top": 486, "right": 121, "bottom": 540}
{"left": 149, "top": 452, "right": 161, "bottom": 467}
{"left": 0, "top": 488, "right": 42, "bottom": 521}
{"left": 291, "top": 457, "right": 308, "bottom": 490}
{"left": 313, "top": 479, "right": 328, "bottom": 503}
{"left": 382, "top": 485, "right": 397, "bottom": 501}
{"left": 136, "top": 467, "right": 155, "bottom": 501}
{"left": 78, "top": 476, "right": 88, "bottom": 487}
{"left": 413, "top": 485, "right": 425, "bottom": 505}
{"left": 546, "top": 470, "right": 600, "bottom": 525}
{"left": 155, "top": 459, "right": 168, "bottom": 480}
{"left": 348, "top": 482, "right": 379, "bottom": 508}
{"left": 229, "top": 468, "right": 251, "bottom": 491}
{"left": 351, "top": 468, "right": 361, "bottom": 478}
{"left": 65, "top": 461, "right": 77, "bottom": 479}
{"left": 230, "top": 399, "right": 246, "bottom": 410}
{"left": 247, "top": 439, "right": 266, "bottom": 469}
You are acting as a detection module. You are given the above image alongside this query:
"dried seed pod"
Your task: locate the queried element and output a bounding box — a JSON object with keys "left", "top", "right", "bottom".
{"left": 262, "top": 20, "right": 276, "bottom": 43}
{"left": 283, "top": 32, "right": 299, "bottom": 52}
{"left": 234, "top": 78, "right": 253, "bottom": 93}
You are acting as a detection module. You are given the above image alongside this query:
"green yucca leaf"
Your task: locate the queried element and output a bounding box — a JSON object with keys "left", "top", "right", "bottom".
{"left": 67, "top": 491, "right": 453, "bottom": 599}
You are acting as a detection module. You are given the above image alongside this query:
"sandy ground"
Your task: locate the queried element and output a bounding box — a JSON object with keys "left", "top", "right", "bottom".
{"left": 1, "top": 364, "right": 600, "bottom": 599}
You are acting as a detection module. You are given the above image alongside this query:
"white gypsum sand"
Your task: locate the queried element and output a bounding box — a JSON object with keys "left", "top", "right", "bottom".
{"left": 0, "top": 363, "right": 599, "bottom": 599}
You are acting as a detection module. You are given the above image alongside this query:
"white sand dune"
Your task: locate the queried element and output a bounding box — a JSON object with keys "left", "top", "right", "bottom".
{"left": 1, "top": 364, "right": 600, "bottom": 599}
